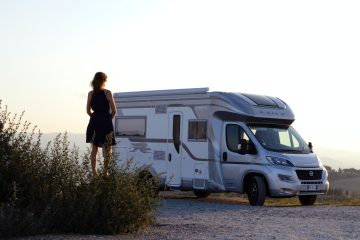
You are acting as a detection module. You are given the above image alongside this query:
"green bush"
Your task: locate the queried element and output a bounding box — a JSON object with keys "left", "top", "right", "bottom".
{"left": 0, "top": 100, "right": 159, "bottom": 237}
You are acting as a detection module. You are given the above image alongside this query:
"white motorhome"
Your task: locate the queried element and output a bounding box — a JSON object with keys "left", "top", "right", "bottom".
{"left": 113, "top": 88, "right": 329, "bottom": 206}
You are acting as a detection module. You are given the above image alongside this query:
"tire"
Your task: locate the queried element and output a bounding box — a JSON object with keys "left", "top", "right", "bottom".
{"left": 247, "top": 176, "right": 266, "bottom": 206}
{"left": 193, "top": 190, "right": 211, "bottom": 198}
{"left": 299, "top": 195, "right": 317, "bottom": 206}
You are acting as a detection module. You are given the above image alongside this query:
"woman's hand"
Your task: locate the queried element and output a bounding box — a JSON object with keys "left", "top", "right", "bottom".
{"left": 106, "top": 90, "right": 117, "bottom": 118}
{"left": 87, "top": 91, "right": 93, "bottom": 117}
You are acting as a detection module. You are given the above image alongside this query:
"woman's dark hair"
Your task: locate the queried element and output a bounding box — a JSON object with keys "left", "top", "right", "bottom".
{"left": 91, "top": 72, "right": 107, "bottom": 92}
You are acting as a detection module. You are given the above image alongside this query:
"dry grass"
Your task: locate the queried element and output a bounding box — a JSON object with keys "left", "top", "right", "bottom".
{"left": 159, "top": 191, "right": 360, "bottom": 207}
{"left": 331, "top": 177, "right": 360, "bottom": 195}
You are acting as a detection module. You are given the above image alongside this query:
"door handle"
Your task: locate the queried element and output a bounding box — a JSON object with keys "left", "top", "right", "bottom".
{"left": 168, "top": 153, "right": 172, "bottom": 162}
{"left": 223, "top": 152, "right": 227, "bottom": 161}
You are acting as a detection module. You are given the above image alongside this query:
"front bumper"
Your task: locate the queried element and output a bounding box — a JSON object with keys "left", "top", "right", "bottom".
{"left": 267, "top": 166, "right": 329, "bottom": 197}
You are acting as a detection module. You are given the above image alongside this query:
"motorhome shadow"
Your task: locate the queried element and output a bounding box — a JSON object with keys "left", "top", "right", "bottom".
{"left": 113, "top": 88, "right": 329, "bottom": 206}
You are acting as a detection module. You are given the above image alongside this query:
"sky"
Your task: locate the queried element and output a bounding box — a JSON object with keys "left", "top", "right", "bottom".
{"left": 0, "top": 0, "right": 359, "bottom": 159}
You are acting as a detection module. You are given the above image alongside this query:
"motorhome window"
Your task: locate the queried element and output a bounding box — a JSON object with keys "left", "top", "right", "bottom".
{"left": 173, "top": 115, "right": 181, "bottom": 153}
{"left": 279, "top": 130, "right": 300, "bottom": 148}
{"left": 226, "top": 124, "right": 250, "bottom": 152}
{"left": 188, "top": 120, "right": 207, "bottom": 141}
{"left": 115, "top": 117, "right": 146, "bottom": 137}
{"left": 249, "top": 124, "right": 309, "bottom": 154}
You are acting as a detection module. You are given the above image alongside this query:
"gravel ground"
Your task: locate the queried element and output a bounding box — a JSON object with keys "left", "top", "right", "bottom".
{"left": 17, "top": 198, "right": 360, "bottom": 240}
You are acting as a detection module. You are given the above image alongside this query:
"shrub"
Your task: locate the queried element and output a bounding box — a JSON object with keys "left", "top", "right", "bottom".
{"left": 0, "top": 100, "right": 159, "bottom": 237}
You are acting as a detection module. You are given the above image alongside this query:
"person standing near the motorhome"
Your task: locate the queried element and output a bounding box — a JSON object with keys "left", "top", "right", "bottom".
{"left": 86, "top": 72, "right": 116, "bottom": 176}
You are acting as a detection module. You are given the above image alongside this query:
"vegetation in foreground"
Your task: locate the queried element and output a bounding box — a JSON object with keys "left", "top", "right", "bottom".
{"left": 325, "top": 166, "right": 360, "bottom": 196}
{"left": 0, "top": 101, "right": 159, "bottom": 238}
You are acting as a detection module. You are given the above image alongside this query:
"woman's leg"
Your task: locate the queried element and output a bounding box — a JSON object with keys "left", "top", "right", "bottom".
{"left": 104, "top": 146, "right": 112, "bottom": 175}
{"left": 91, "top": 144, "right": 98, "bottom": 176}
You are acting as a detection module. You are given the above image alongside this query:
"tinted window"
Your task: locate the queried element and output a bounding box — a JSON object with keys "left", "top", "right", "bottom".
{"left": 226, "top": 124, "right": 250, "bottom": 152}
{"left": 188, "top": 120, "right": 207, "bottom": 141}
{"left": 116, "top": 117, "right": 146, "bottom": 137}
{"left": 173, "top": 115, "right": 181, "bottom": 153}
{"left": 249, "top": 124, "right": 309, "bottom": 154}
{"left": 242, "top": 93, "right": 277, "bottom": 106}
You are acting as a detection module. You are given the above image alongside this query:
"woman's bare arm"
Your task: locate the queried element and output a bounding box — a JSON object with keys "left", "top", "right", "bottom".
{"left": 106, "top": 90, "right": 117, "bottom": 118}
{"left": 86, "top": 91, "right": 93, "bottom": 117}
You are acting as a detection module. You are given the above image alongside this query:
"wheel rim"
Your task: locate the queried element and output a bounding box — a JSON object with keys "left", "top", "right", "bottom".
{"left": 250, "top": 182, "right": 258, "bottom": 200}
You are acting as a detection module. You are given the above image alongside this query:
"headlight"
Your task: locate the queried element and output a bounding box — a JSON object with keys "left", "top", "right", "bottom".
{"left": 266, "top": 156, "right": 294, "bottom": 167}
{"left": 278, "top": 174, "right": 294, "bottom": 182}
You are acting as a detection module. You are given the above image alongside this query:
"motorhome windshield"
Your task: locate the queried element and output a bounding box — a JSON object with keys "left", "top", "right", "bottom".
{"left": 249, "top": 124, "right": 310, "bottom": 154}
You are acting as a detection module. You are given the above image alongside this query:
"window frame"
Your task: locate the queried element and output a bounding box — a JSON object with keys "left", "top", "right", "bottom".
{"left": 115, "top": 116, "right": 147, "bottom": 138}
{"left": 225, "top": 124, "right": 250, "bottom": 153}
{"left": 187, "top": 119, "right": 208, "bottom": 142}
{"left": 173, "top": 114, "right": 181, "bottom": 153}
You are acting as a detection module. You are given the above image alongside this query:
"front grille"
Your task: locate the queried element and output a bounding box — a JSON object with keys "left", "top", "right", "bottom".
{"left": 296, "top": 170, "right": 323, "bottom": 180}
{"left": 301, "top": 181, "right": 323, "bottom": 185}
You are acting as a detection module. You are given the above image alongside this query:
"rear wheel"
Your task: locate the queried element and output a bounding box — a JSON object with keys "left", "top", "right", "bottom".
{"left": 193, "top": 190, "right": 211, "bottom": 198}
{"left": 247, "top": 176, "right": 266, "bottom": 206}
{"left": 299, "top": 195, "right": 317, "bottom": 205}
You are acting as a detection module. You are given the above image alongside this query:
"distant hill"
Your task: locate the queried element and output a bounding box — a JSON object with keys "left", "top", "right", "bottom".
{"left": 316, "top": 147, "right": 360, "bottom": 170}
{"left": 330, "top": 177, "right": 360, "bottom": 195}
{"left": 40, "top": 133, "right": 360, "bottom": 170}
{"left": 40, "top": 133, "right": 89, "bottom": 156}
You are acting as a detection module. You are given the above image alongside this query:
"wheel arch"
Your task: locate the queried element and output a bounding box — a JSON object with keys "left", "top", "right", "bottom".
{"left": 137, "top": 165, "right": 157, "bottom": 178}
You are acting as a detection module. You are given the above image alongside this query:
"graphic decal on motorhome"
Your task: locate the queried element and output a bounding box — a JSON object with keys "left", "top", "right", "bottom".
{"left": 129, "top": 143, "right": 152, "bottom": 153}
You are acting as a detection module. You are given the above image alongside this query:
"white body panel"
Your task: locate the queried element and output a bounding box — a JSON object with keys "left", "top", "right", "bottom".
{"left": 113, "top": 88, "right": 329, "bottom": 197}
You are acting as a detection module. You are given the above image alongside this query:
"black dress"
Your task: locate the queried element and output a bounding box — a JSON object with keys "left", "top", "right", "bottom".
{"left": 86, "top": 90, "right": 116, "bottom": 147}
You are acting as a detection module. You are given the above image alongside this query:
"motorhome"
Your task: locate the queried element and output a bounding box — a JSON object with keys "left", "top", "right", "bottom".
{"left": 113, "top": 88, "right": 329, "bottom": 206}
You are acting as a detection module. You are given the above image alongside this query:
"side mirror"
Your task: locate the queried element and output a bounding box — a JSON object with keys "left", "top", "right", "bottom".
{"left": 308, "top": 142, "right": 313, "bottom": 153}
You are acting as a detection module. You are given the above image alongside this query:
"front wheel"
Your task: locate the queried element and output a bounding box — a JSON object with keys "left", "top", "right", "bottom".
{"left": 299, "top": 195, "right": 317, "bottom": 205}
{"left": 247, "top": 176, "right": 266, "bottom": 206}
{"left": 193, "top": 190, "right": 211, "bottom": 198}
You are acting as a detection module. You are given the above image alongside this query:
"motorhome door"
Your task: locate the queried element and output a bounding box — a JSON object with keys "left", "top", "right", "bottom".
{"left": 167, "top": 112, "right": 182, "bottom": 186}
{"left": 221, "top": 123, "right": 257, "bottom": 191}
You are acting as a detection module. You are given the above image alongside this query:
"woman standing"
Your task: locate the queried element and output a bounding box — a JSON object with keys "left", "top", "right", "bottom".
{"left": 86, "top": 72, "right": 116, "bottom": 176}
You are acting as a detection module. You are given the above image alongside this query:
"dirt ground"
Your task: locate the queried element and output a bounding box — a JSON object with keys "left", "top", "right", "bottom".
{"left": 18, "top": 196, "right": 360, "bottom": 240}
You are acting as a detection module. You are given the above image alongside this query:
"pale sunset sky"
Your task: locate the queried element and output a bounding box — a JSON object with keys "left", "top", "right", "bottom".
{"left": 0, "top": 1, "right": 359, "bottom": 159}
